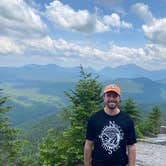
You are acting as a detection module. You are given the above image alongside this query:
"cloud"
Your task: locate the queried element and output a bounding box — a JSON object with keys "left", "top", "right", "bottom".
{"left": 106, "top": 44, "right": 166, "bottom": 70}
{"left": 0, "top": 37, "right": 23, "bottom": 54}
{"left": 103, "top": 13, "right": 132, "bottom": 29}
{"left": 131, "top": 3, "right": 155, "bottom": 24}
{"left": 45, "top": 0, "right": 132, "bottom": 34}
{"left": 23, "top": 37, "right": 106, "bottom": 61}
{"left": 142, "top": 19, "right": 166, "bottom": 45}
{"left": 132, "top": 3, "right": 166, "bottom": 45}
{"left": 0, "top": 0, "right": 165, "bottom": 71}
{"left": 1, "top": 36, "right": 166, "bottom": 70}
{"left": 0, "top": 0, "right": 47, "bottom": 39}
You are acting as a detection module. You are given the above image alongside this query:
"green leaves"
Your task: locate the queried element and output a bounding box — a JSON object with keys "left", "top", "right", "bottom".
{"left": 38, "top": 66, "right": 103, "bottom": 166}
{"left": 0, "top": 96, "right": 23, "bottom": 165}
{"left": 121, "top": 98, "right": 143, "bottom": 138}
{"left": 121, "top": 98, "right": 162, "bottom": 138}
{"left": 144, "top": 105, "right": 162, "bottom": 135}
{"left": 121, "top": 98, "right": 142, "bottom": 125}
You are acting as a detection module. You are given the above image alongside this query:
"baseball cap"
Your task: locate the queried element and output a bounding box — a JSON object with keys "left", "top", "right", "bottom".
{"left": 104, "top": 84, "right": 121, "bottom": 96}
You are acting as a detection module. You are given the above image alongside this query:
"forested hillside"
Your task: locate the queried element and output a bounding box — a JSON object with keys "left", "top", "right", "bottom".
{"left": 1, "top": 75, "right": 166, "bottom": 127}
{"left": 0, "top": 66, "right": 164, "bottom": 166}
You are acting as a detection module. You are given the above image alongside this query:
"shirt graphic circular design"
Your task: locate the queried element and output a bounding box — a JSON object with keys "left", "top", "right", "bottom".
{"left": 99, "top": 121, "right": 124, "bottom": 155}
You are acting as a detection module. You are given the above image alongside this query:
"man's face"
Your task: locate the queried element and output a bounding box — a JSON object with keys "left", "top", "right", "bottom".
{"left": 103, "top": 91, "right": 120, "bottom": 110}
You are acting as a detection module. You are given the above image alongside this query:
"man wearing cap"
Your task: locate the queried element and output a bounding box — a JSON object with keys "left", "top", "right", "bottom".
{"left": 84, "top": 84, "right": 136, "bottom": 166}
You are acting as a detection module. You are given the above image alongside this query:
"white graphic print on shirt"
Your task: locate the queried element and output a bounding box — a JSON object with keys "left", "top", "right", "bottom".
{"left": 99, "top": 121, "right": 124, "bottom": 155}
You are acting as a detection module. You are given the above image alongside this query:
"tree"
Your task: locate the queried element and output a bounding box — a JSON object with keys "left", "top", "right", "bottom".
{"left": 0, "top": 92, "right": 33, "bottom": 166}
{"left": 121, "top": 98, "right": 143, "bottom": 138}
{"left": 0, "top": 94, "right": 21, "bottom": 165}
{"left": 145, "top": 105, "right": 162, "bottom": 135}
{"left": 38, "top": 66, "right": 103, "bottom": 166}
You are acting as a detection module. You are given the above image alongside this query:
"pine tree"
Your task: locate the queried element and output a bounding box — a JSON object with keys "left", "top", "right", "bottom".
{"left": 38, "top": 66, "right": 103, "bottom": 166}
{"left": 121, "top": 98, "right": 143, "bottom": 138}
{"left": 0, "top": 94, "right": 21, "bottom": 165}
{"left": 0, "top": 92, "right": 33, "bottom": 166}
{"left": 145, "top": 105, "right": 162, "bottom": 135}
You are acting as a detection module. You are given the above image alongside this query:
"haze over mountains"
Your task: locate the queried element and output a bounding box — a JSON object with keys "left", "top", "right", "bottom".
{"left": 1, "top": 64, "right": 166, "bottom": 82}
{"left": 0, "top": 63, "right": 166, "bottom": 127}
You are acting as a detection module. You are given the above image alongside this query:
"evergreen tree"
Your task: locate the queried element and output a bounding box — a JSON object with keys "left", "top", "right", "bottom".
{"left": 121, "top": 98, "right": 143, "bottom": 138}
{"left": 145, "top": 105, "right": 162, "bottom": 135}
{"left": 0, "top": 92, "right": 33, "bottom": 166}
{"left": 38, "top": 66, "right": 103, "bottom": 166}
{"left": 0, "top": 95, "right": 21, "bottom": 165}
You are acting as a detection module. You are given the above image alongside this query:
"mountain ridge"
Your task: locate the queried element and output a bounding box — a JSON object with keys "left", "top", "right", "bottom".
{"left": 1, "top": 63, "right": 166, "bottom": 82}
{"left": 1, "top": 64, "right": 166, "bottom": 127}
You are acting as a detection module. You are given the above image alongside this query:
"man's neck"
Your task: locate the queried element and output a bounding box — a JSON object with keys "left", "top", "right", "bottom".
{"left": 104, "top": 106, "right": 120, "bottom": 116}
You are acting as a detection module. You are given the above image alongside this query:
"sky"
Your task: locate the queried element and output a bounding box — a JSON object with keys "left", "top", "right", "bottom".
{"left": 0, "top": 0, "right": 166, "bottom": 70}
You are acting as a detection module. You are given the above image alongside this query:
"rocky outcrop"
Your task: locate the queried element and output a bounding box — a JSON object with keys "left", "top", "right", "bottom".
{"left": 76, "top": 134, "right": 166, "bottom": 166}
{"left": 160, "top": 126, "right": 166, "bottom": 134}
{"left": 136, "top": 133, "right": 166, "bottom": 166}
{"left": 136, "top": 141, "right": 166, "bottom": 166}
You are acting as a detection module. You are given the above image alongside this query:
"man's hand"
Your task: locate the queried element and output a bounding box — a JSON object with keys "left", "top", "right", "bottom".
{"left": 84, "top": 140, "right": 93, "bottom": 166}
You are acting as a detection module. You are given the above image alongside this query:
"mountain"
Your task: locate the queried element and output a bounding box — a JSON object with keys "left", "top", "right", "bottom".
{"left": 1, "top": 64, "right": 166, "bottom": 82}
{"left": 0, "top": 81, "right": 74, "bottom": 127}
{"left": 1, "top": 64, "right": 166, "bottom": 127}
{"left": 1, "top": 77, "right": 166, "bottom": 127}
{"left": 99, "top": 64, "right": 147, "bottom": 79}
{"left": 99, "top": 64, "right": 166, "bottom": 81}
{"left": 111, "top": 77, "right": 166, "bottom": 103}
{"left": 0, "top": 64, "right": 82, "bottom": 82}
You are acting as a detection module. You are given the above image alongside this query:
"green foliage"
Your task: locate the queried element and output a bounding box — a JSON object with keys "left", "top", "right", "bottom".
{"left": 38, "top": 129, "right": 69, "bottom": 166}
{"left": 135, "top": 125, "right": 144, "bottom": 138}
{"left": 121, "top": 98, "right": 142, "bottom": 125}
{"left": 144, "top": 105, "right": 162, "bottom": 135}
{"left": 121, "top": 98, "right": 143, "bottom": 138}
{"left": 121, "top": 98, "right": 162, "bottom": 137}
{"left": 20, "top": 113, "right": 68, "bottom": 161}
{"left": 0, "top": 94, "right": 25, "bottom": 165}
{"left": 38, "top": 66, "right": 103, "bottom": 166}
{"left": 0, "top": 83, "right": 64, "bottom": 128}
{"left": 0, "top": 92, "right": 35, "bottom": 166}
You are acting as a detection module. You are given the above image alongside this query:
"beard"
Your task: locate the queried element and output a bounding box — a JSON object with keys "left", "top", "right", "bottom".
{"left": 106, "top": 102, "right": 118, "bottom": 110}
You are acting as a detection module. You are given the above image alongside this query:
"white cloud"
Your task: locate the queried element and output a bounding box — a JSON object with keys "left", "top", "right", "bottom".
{"left": 1, "top": 36, "right": 166, "bottom": 71}
{"left": 105, "top": 44, "right": 166, "bottom": 70}
{"left": 45, "top": 0, "right": 132, "bottom": 34}
{"left": 24, "top": 37, "right": 106, "bottom": 61}
{"left": 55, "top": 40, "right": 166, "bottom": 71}
{"left": 103, "top": 13, "right": 132, "bottom": 29}
{"left": 24, "top": 36, "right": 54, "bottom": 51}
{"left": 142, "top": 19, "right": 166, "bottom": 45}
{"left": 131, "top": 3, "right": 155, "bottom": 24}
{"left": 0, "top": 37, "right": 23, "bottom": 54}
{"left": 132, "top": 3, "right": 166, "bottom": 45}
{"left": 0, "top": 0, "right": 165, "bottom": 71}
{"left": 0, "top": 0, "right": 47, "bottom": 39}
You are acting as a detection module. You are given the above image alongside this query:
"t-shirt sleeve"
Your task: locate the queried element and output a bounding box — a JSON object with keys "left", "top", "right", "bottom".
{"left": 86, "top": 116, "right": 95, "bottom": 141}
{"left": 126, "top": 118, "right": 137, "bottom": 145}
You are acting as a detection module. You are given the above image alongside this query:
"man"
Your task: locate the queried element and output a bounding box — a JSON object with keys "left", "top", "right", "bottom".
{"left": 84, "top": 84, "right": 136, "bottom": 166}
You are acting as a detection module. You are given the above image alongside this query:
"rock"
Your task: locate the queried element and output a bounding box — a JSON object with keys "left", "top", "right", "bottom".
{"left": 144, "top": 131, "right": 157, "bottom": 138}
{"left": 136, "top": 141, "right": 166, "bottom": 166}
{"left": 160, "top": 126, "right": 166, "bottom": 134}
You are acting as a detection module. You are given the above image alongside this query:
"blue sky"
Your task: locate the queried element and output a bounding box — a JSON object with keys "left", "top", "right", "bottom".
{"left": 0, "top": 0, "right": 166, "bottom": 70}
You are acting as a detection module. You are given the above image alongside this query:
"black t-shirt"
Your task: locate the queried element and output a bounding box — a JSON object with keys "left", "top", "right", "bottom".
{"left": 86, "top": 109, "right": 136, "bottom": 165}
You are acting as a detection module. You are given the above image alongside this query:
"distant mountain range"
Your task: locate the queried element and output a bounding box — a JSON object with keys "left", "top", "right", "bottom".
{"left": 1, "top": 63, "right": 166, "bottom": 127}
{"left": 0, "top": 64, "right": 166, "bottom": 82}
{"left": 99, "top": 64, "right": 166, "bottom": 81}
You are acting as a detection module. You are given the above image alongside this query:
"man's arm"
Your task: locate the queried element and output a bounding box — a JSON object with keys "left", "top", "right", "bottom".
{"left": 84, "top": 139, "right": 93, "bottom": 166}
{"left": 127, "top": 144, "right": 136, "bottom": 166}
